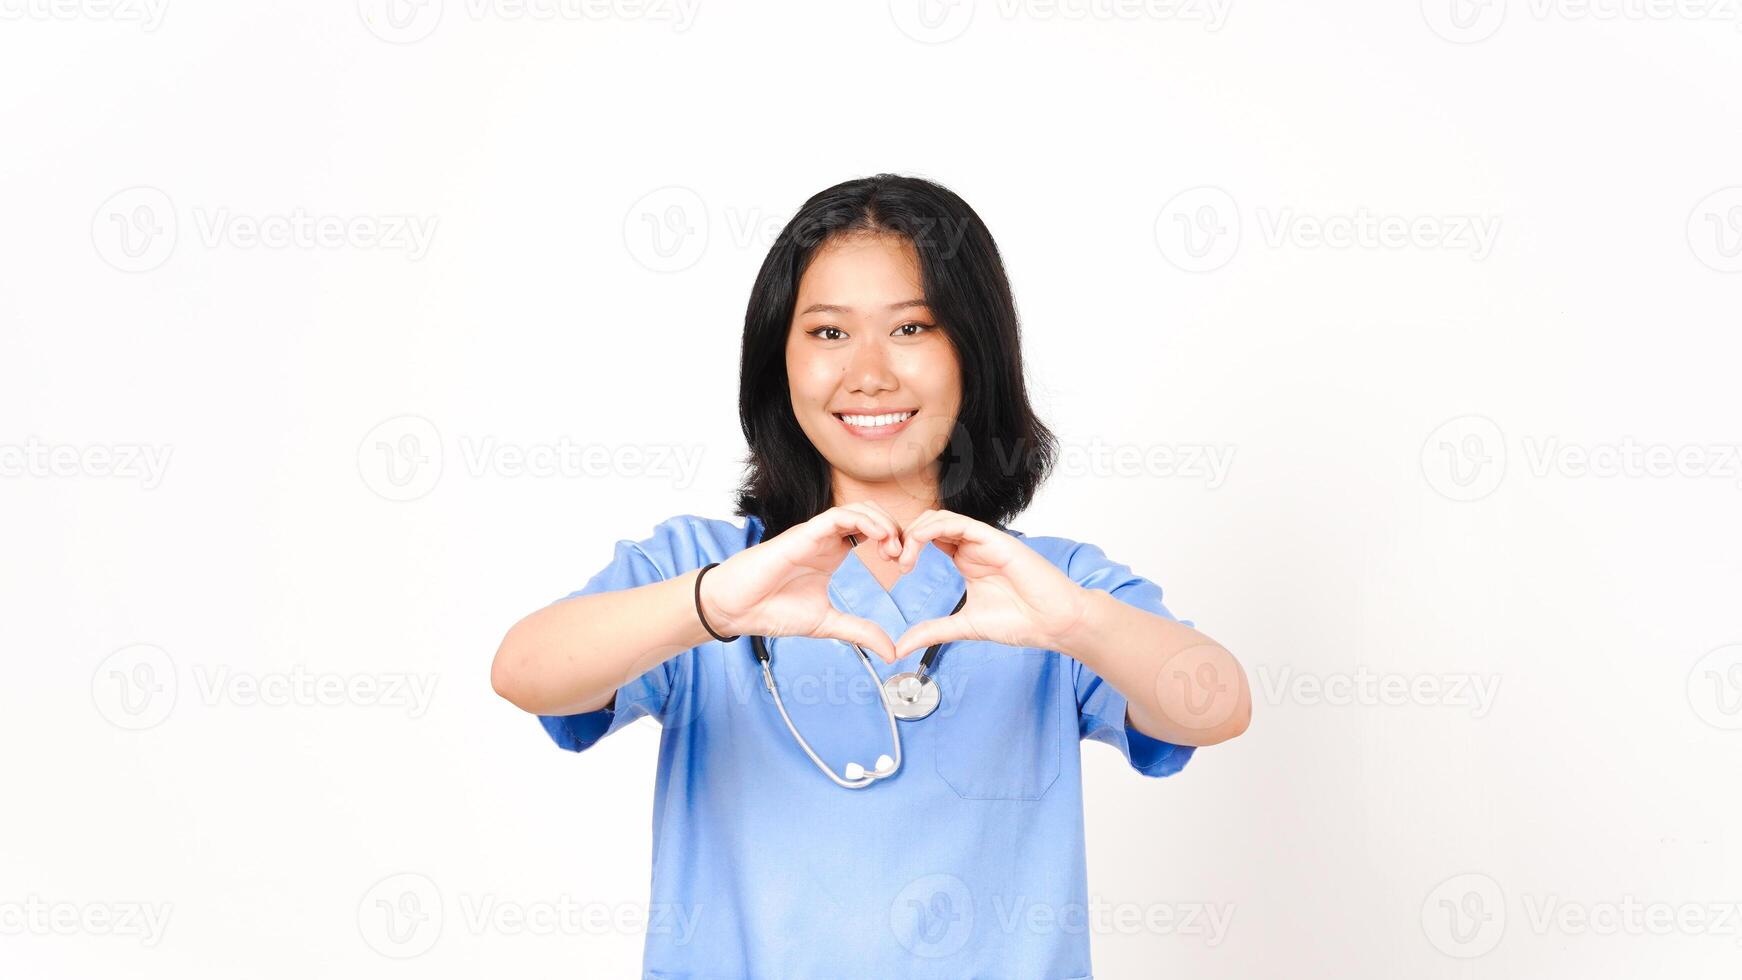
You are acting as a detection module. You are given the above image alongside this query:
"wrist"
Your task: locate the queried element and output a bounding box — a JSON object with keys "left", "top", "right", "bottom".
{"left": 1051, "top": 586, "right": 1112, "bottom": 662}
{"left": 694, "top": 562, "right": 741, "bottom": 640}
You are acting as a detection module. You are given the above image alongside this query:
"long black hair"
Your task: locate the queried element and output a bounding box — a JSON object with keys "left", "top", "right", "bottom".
{"left": 733, "top": 173, "right": 1057, "bottom": 540}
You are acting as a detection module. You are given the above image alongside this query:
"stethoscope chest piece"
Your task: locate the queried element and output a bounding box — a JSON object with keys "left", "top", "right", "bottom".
{"left": 883, "top": 671, "right": 940, "bottom": 721}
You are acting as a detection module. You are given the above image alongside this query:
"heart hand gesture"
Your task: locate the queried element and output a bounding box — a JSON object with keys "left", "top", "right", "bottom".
{"left": 890, "top": 509, "right": 1091, "bottom": 661}
{"left": 698, "top": 504, "right": 904, "bottom": 663}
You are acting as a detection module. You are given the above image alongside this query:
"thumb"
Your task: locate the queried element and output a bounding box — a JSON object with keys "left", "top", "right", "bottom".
{"left": 815, "top": 610, "right": 898, "bottom": 664}
{"left": 894, "top": 614, "right": 976, "bottom": 661}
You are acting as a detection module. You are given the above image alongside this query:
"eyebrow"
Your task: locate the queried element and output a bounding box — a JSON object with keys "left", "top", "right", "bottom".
{"left": 797, "top": 299, "right": 931, "bottom": 316}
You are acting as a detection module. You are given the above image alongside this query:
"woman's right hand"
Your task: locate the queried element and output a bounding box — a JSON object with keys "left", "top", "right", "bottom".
{"left": 698, "top": 503, "right": 905, "bottom": 663}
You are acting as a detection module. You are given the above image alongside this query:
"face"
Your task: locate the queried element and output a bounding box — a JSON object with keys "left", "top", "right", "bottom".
{"left": 785, "top": 232, "right": 962, "bottom": 506}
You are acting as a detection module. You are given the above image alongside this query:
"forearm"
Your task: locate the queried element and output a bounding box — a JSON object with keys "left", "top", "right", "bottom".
{"left": 490, "top": 568, "right": 716, "bottom": 716}
{"left": 1055, "top": 588, "right": 1251, "bottom": 746}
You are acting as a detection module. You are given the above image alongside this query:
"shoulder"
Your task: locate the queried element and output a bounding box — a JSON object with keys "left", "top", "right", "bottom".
{"left": 1009, "top": 524, "right": 1189, "bottom": 624}
{"left": 1004, "top": 525, "right": 1131, "bottom": 584}
{"left": 612, "top": 512, "right": 765, "bottom": 574}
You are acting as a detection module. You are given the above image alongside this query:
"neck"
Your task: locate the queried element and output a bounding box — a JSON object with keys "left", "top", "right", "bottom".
{"left": 830, "top": 471, "right": 940, "bottom": 530}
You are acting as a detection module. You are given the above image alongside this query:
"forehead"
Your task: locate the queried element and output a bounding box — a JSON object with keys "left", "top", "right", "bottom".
{"left": 795, "top": 233, "right": 923, "bottom": 303}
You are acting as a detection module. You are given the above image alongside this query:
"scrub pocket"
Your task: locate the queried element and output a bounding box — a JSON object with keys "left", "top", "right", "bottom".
{"left": 932, "top": 647, "right": 1065, "bottom": 800}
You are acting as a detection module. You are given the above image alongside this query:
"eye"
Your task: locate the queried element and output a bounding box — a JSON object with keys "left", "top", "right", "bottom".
{"left": 807, "top": 326, "right": 847, "bottom": 341}
{"left": 893, "top": 322, "right": 934, "bottom": 337}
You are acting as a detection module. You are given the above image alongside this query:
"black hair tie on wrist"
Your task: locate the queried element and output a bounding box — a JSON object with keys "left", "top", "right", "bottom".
{"left": 694, "top": 562, "right": 740, "bottom": 643}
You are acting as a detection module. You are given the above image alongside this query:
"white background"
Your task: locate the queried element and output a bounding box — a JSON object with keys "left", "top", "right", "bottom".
{"left": 3, "top": 1, "right": 1741, "bottom": 977}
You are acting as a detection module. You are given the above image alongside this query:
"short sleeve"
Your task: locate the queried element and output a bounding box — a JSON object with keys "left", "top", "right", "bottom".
{"left": 536, "top": 530, "right": 688, "bottom": 754}
{"left": 1065, "top": 541, "right": 1196, "bottom": 778}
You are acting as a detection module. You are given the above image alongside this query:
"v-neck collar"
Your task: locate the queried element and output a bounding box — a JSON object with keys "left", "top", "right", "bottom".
{"left": 832, "top": 542, "right": 959, "bottom": 632}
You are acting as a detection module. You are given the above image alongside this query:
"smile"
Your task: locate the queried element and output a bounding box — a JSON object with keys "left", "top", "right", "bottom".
{"left": 833, "top": 410, "right": 917, "bottom": 440}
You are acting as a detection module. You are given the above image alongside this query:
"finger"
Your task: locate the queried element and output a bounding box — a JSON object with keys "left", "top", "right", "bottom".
{"left": 810, "top": 506, "right": 895, "bottom": 556}
{"left": 902, "top": 511, "right": 988, "bottom": 563}
{"left": 893, "top": 613, "right": 978, "bottom": 661}
{"left": 841, "top": 501, "right": 902, "bottom": 557}
{"left": 816, "top": 610, "right": 898, "bottom": 664}
{"left": 834, "top": 502, "right": 900, "bottom": 553}
{"left": 853, "top": 500, "right": 905, "bottom": 558}
{"left": 895, "top": 509, "right": 938, "bottom": 571}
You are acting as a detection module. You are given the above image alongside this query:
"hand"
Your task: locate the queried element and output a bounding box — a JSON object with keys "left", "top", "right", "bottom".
{"left": 890, "top": 509, "right": 1091, "bottom": 660}
{"left": 699, "top": 503, "right": 904, "bottom": 662}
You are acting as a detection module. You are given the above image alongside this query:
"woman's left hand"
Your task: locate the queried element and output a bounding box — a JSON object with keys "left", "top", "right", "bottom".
{"left": 890, "top": 509, "right": 1091, "bottom": 661}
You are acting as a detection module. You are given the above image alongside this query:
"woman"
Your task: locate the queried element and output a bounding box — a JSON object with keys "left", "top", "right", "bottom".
{"left": 490, "top": 174, "right": 1252, "bottom": 977}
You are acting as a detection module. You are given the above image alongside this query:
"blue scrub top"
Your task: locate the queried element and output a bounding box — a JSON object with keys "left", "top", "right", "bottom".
{"left": 537, "top": 513, "right": 1196, "bottom": 979}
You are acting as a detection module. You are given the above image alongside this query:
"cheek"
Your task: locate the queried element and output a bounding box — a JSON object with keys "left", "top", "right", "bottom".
{"left": 785, "top": 350, "right": 837, "bottom": 409}
{"left": 911, "top": 351, "right": 961, "bottom": 407}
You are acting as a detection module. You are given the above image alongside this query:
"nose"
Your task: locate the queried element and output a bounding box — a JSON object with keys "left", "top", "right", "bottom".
{"left": 843, "top": 336, "right": 898, "bottom": 395}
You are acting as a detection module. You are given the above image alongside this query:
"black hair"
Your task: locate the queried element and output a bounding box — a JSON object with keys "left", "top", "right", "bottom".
{"left": 732, "top": 173, "right": 1057, "bottom": 540}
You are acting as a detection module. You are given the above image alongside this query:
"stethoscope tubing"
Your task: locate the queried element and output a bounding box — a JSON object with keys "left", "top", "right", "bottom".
{"left": 757, "top": 639, "right": 902, "bottom": 789}
{"left": 743, "top": 530, "right": 969, "bottom": 789}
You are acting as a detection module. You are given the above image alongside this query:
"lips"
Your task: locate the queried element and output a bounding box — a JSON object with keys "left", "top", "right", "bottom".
{"left": 833, "top": 409, "right": 918, "bottom": 441}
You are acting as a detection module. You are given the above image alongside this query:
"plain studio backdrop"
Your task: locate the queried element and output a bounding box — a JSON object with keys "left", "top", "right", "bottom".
{"left": 3, "top": 3, "right": 1740, "bottom": 978}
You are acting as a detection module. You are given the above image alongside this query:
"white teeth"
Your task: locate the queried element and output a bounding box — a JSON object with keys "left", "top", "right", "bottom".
{"left": 839, "top": 411, "right": 915, "bottom": 428}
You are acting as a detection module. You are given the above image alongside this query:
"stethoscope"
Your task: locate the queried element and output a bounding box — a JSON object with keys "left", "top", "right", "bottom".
{"left": 750, "top": 534, "right": 967, "bottom": 790}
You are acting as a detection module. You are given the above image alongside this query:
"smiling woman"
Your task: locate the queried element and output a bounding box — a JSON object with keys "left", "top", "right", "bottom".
{"left": 734, "top": 175, "right": 1058, "bottom": 544}
{"left": 490, "top": 173, "right": 1251, "bottom": 979}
